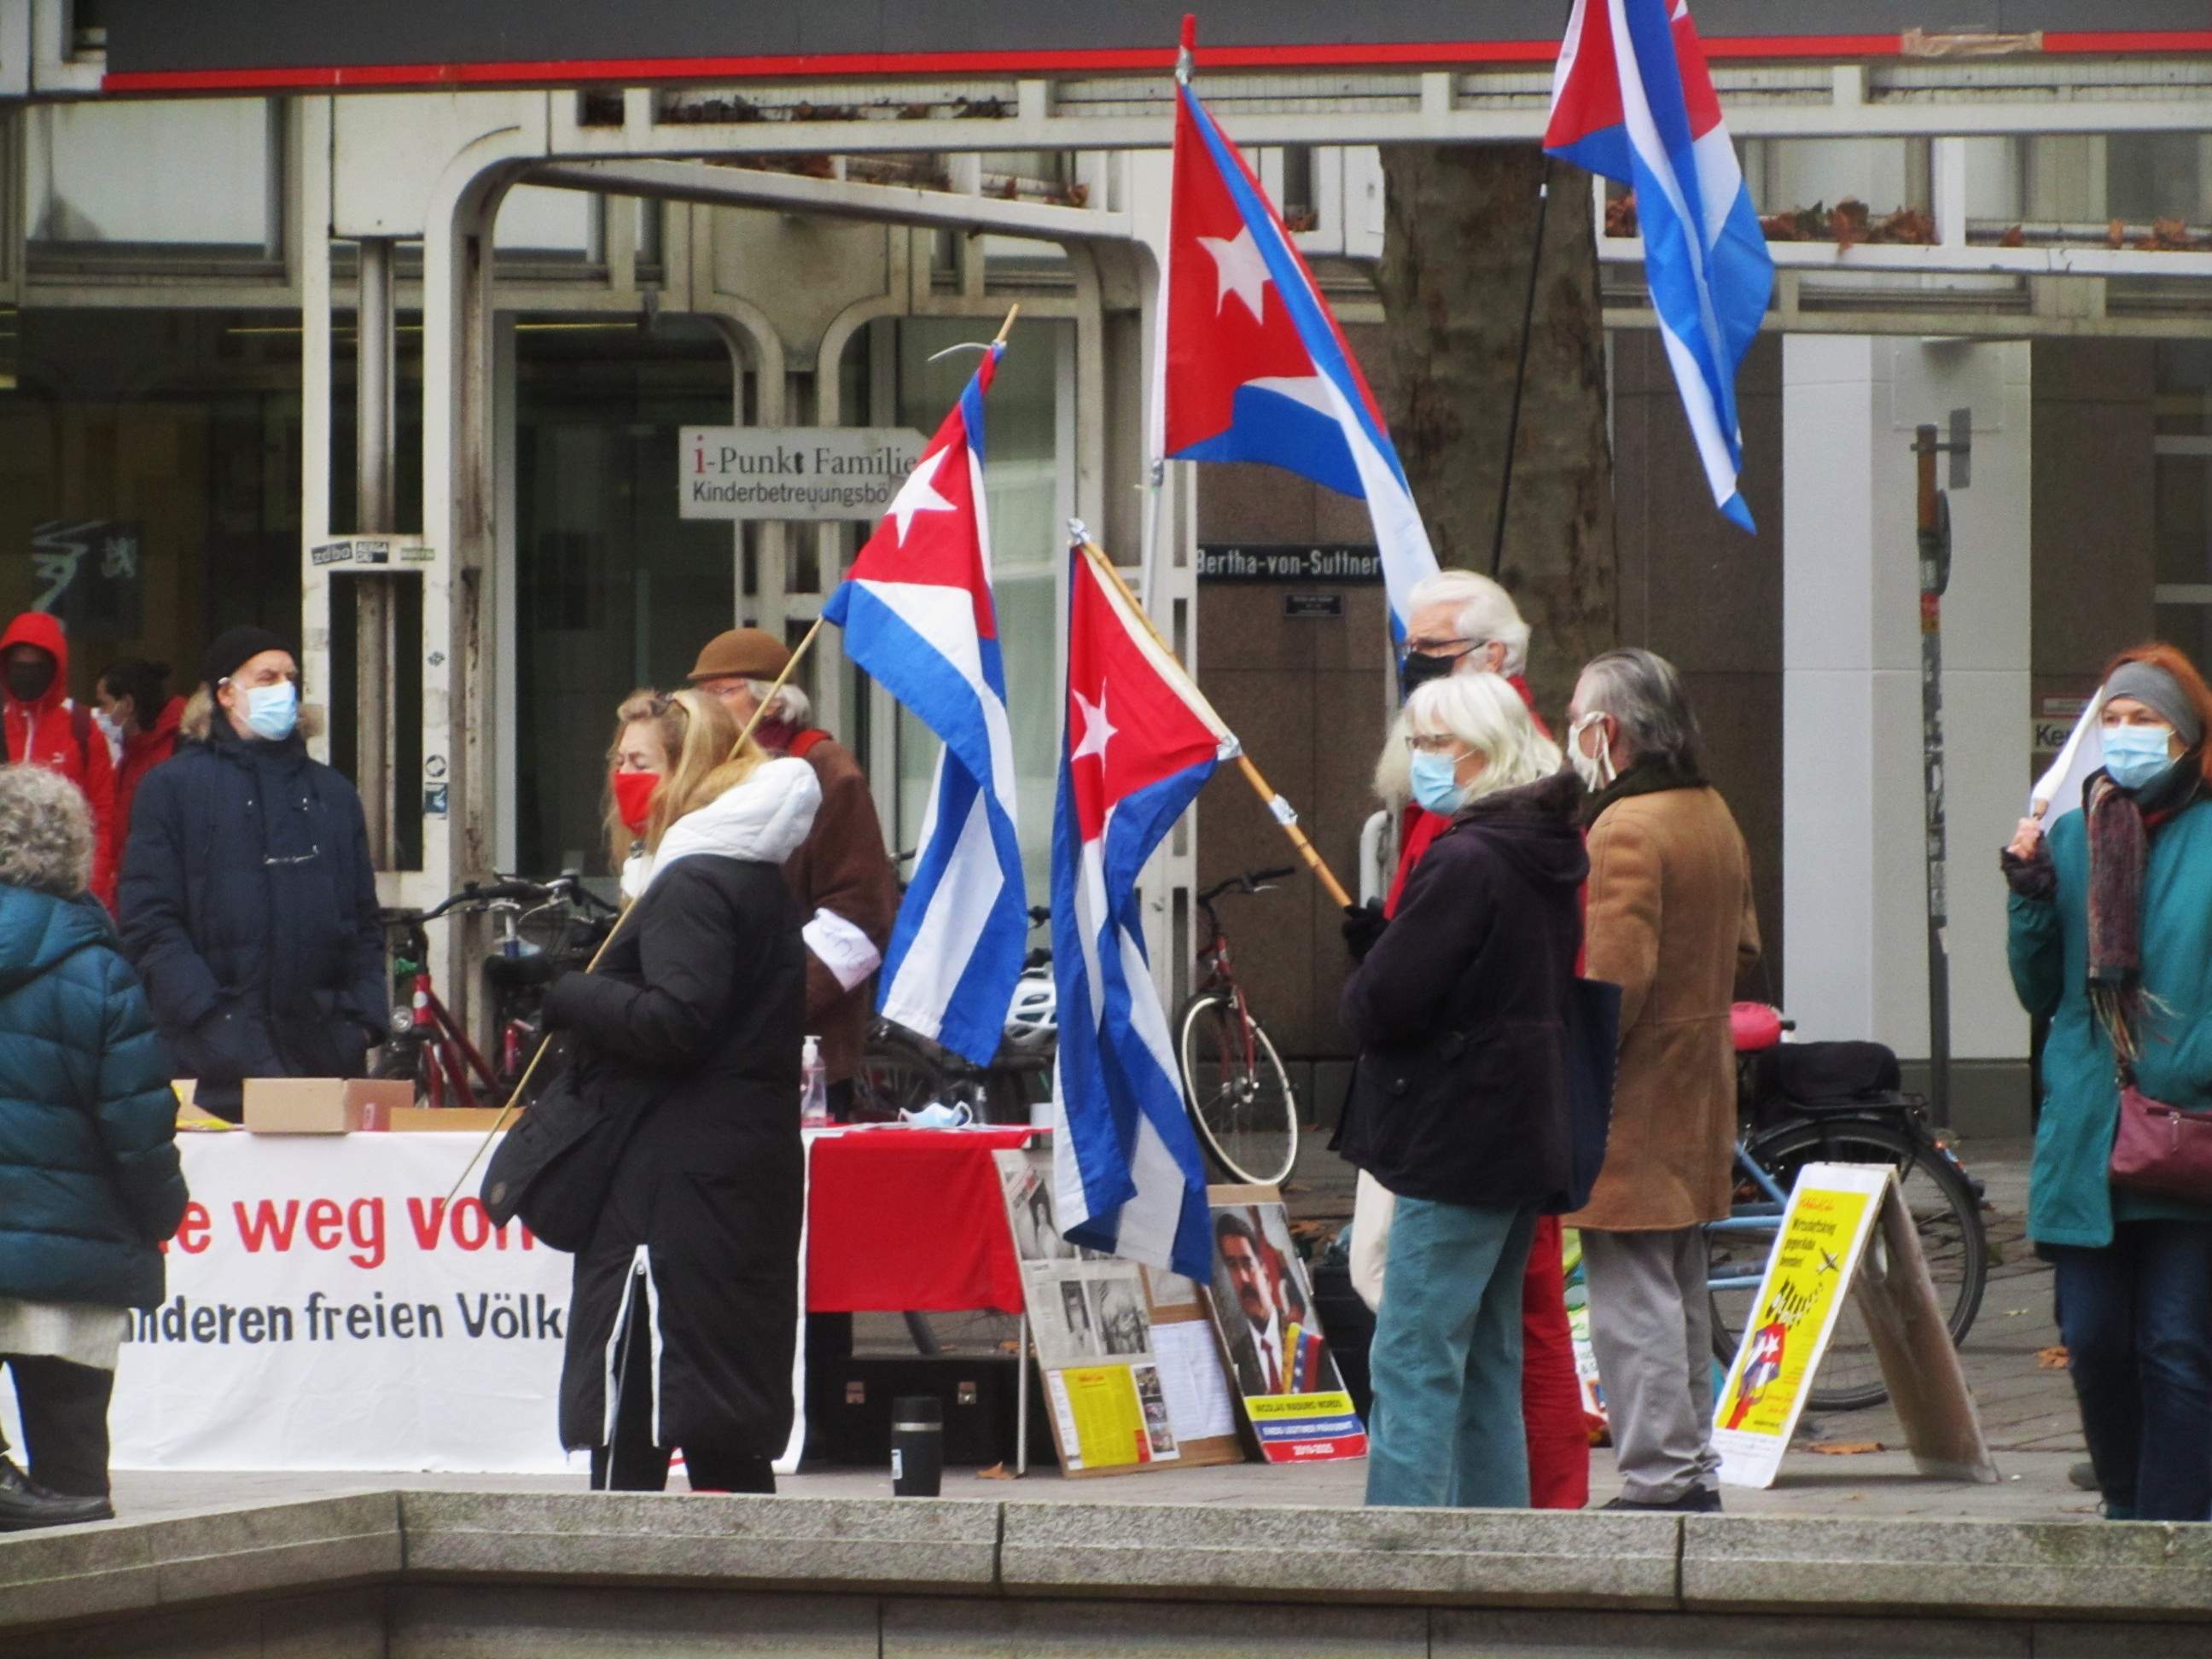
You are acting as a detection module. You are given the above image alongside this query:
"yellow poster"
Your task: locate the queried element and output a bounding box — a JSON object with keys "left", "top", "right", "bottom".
{"left": 1712, "top": 1162, "right": 1890, "bottom": 1488}
{"left": 1046, "top": 1365, "right": 1152, "bottom": 1472}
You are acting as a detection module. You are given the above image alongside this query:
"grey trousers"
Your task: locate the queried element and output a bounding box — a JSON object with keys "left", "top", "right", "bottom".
{"left": 1581, "top": 1226, "right": 1721, "bottom": 1503}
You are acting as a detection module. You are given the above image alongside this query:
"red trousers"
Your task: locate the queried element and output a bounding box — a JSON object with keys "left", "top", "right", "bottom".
{"left": 1521, "top": 1214, "right": 1590, "bottom": 1509}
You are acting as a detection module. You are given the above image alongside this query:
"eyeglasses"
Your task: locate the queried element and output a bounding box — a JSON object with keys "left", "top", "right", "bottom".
{"left": 1403, "top": 733, "right": 1470, "bottom": 756}
{"left": 1402, "top": 636, "right": 1486, "bottom": 659}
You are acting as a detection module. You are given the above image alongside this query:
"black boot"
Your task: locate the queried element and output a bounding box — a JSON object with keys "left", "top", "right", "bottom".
{"left": 0, "top": 1455, "right": 114, "bottom": 1531}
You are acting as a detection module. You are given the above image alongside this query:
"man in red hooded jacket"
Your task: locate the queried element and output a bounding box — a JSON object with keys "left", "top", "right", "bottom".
{"left": 2, "top": 613, "right": 118, "bottom": 909}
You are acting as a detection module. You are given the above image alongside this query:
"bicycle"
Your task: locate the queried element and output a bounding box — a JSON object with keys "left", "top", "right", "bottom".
{"left": 1176, "top": 865, "right": 1300, "bottom": 1188}
{"left": 856, "top": 905, "right": 1057, "bottom": 1125}
{"left": 1704, "top": 1004, "right": 1989, "bottom": 1412}
{"left": 375, "top": 874, "right": 618, "bottom": 1108}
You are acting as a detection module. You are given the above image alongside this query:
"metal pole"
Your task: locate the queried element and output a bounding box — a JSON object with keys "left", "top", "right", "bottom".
{"left": 1913, "top": 425, "right": 1953, "bottom": 1129}
{"left": 1491, "top": 159, "right": 1553, "bottom": 579}
{"left": 1015, "top": 1309, "right": 1030, "bottom": 1476}
{"left": 356, "top": 237, "right": 398, "bottom": 868}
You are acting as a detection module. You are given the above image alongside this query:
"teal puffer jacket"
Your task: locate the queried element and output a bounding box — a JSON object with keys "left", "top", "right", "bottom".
{"left": 0, "top": 882, "right": 189, "bottom": 1309}
{"left": 2007, "top": 793, "right": 2212, "bottom": 1249}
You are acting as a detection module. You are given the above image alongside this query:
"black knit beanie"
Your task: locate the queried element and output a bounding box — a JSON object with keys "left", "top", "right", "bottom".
{"left": 202, "top": 626, "right": 294, "bottom": 689}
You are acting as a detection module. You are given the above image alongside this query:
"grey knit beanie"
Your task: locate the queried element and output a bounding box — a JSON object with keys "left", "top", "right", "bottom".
{"left": 2103, "top": 661, "right": 2204, "bottom": 748}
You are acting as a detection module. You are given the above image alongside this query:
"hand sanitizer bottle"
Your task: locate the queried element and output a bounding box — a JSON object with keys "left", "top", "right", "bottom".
{"left": 800, "top": 1035, "right": 830, "bottom": 1128}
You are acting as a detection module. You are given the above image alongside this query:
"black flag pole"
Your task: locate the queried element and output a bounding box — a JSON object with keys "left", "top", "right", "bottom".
{"left": 1491, "top": 156, "right": 1554, "bottom": 579}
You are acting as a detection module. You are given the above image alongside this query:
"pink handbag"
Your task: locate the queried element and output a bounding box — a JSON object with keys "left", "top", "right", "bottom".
{"left": 2109, "top": 1084, "right": 2212, "bottom": 1202}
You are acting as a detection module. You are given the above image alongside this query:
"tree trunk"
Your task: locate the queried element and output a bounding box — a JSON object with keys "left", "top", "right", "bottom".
{"left": 1375, "top": 145, "right": 1616, "bottom": 717}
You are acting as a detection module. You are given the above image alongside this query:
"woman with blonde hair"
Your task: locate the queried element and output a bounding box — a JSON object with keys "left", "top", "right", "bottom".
{"left": 1338, "top": 671, "right": 1586, "bottom": 1509}
{"left": 548, "top": 686, "right": 820, "bottom": 1492}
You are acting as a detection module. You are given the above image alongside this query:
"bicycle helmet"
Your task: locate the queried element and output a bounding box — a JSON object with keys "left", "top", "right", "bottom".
{"left": 1004, "top": 972, "right": 1058, "bottom": 1051}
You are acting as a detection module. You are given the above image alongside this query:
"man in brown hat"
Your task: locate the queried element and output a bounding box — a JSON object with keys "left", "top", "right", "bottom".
{"left": 689, "top": 627, "right": 898, "bottom": 1114}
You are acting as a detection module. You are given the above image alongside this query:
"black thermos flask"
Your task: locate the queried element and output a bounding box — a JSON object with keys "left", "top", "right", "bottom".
{"left": 891, "top": 1394, "right": 943, "bottom": 1497}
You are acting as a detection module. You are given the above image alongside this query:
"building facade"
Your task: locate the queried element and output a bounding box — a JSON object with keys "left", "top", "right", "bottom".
{"left": 4, "top": 2, "right": 2209, "bottom": 1131}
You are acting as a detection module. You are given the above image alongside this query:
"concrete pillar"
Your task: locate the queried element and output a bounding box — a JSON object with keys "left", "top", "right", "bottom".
{"left": 1782, "top": 336, "right": 2032, "bottom": 1122}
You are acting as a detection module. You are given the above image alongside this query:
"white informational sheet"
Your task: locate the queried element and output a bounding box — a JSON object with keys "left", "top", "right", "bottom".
{"left": 1151, "top": 1318, "right": 1240, "bottom": 1443}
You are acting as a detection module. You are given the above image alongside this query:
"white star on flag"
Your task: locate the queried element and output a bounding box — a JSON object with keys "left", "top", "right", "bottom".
{"left": 1196, "top": 226, "right": 1270, "bottom": 323}
{"left": 883, "top": 446, "right": 956, "bottom": 544}
{"left": 1071, "top": 686, "right": 1117, "bottom": 764}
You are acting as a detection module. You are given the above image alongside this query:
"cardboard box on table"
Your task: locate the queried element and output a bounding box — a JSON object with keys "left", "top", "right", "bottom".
{"left": 242, "top": 1078, "right": 414, "bottom": 1133}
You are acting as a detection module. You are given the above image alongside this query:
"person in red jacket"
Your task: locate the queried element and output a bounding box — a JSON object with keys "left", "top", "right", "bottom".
{"left": 94, "top": 658, "right": 184, "bottom": 877}
{"left": 1, "top": 614, "right": 118, "bottom": 910}
{"left": 1342, "top": 568, "right": 1592, "bottom": 1511}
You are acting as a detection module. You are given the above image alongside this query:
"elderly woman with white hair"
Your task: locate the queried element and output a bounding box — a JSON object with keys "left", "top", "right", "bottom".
{"left": 0, "top": 766, "right": 186, "bottom": 1530}
{"left": 1339, "top": 671, "right": 1587, "bottom": 1510}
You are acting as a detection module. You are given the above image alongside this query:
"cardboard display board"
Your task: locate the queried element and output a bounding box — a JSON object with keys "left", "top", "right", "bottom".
{"left": 1204, "top": 1185, "right": 1367, "bottom": 1463}
{"left": 1713, "top": 1161, "right": 1996, "bottom": 1488}
{"left": 992, "top": 1150, "right": 1243, "bottom": 1477}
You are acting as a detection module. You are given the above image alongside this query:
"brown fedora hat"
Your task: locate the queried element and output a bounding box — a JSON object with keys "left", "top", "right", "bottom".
{"left": 687, "top": 626, "right": 790, "bottom": 683}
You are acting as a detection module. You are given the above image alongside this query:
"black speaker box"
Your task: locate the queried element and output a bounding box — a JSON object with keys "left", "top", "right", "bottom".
{"left": 805, "top": 1353, "right": 1056, "bottom": 1468}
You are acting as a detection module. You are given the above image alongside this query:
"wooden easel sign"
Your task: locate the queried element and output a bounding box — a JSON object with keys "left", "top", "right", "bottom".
{"left": 1712, "top": 1161, "right": 1997, "bottom": 1488}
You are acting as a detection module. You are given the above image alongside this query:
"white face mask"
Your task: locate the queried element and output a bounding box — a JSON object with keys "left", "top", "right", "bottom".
{"left": 1569, "top": 712, "right": 1616, "bottom": 792}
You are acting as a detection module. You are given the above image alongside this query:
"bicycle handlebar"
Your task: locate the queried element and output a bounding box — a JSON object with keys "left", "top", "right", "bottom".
{"left": 1196, "top": 865, "right": 1299, "bottom": 905}
{"left": 419, "top": 875, "right": 619, "bottom": 922}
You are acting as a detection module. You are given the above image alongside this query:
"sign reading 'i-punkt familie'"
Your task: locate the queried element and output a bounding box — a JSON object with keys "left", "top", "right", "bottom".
{"left": 679, "top": 427, "right": 928, "bottom": 521}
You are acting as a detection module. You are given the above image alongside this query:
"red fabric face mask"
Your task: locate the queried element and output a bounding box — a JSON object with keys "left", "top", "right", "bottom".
{"left": 611, "top": 769, "right": 661, "bottom": 835}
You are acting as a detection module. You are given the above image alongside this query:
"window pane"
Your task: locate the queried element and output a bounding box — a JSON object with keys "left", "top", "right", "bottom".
{"left": 495, "top": 185, "right": 600, "bottom": 259}
{"left": 2156, "top": 457, "right": 2212, "bottom": 587}
{"left": 26, "top": 100, "right": 272, "bottom": 252}
{"left": 513, "top": 317, "right": 735, "bottom": 875}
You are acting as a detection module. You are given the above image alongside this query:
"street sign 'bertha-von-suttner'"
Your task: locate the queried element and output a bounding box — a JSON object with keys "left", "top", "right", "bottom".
{"left": 681, "top": 427, "right": 928, "bottom": 521}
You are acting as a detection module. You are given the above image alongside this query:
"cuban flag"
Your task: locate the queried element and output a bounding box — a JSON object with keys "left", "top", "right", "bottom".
{"left": 1545, "top": 0, "right": 1773, "bottom": 530}
{"left": 821, "top": 346, "right": 1025, "bottom": 1066}
{"left": 1155, "top": 65, "right": 1438, "bottom": 638}
{"left": 1052, "top": 546, "right": 1237, "bottom": 1281}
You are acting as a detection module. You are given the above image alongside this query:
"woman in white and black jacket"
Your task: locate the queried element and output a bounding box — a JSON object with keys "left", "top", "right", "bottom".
{"left": 549, "top": 688, "right": 819, "bottom": 1493}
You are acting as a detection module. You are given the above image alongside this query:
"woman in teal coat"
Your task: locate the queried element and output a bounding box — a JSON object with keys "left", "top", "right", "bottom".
{"left": 2004, "top": 643, "right": 2212, "bottom": 1522}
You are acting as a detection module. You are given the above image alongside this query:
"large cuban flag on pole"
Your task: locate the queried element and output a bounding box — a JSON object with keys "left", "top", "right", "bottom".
{"left": 1153, "top": 30, "right": 1438, "bottom": 639}
{"left": 1053, "top": 544, "right": 1236, "bottom": 1281}
{"left": 1545, "top": 0, "right": 1773, "bottom": 531}
{"left": 820, "top": 346, "right": 1025, "bottom": 1066}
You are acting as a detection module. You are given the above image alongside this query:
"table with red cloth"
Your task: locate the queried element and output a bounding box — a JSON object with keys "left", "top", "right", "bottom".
{"left": 804, "top": 1125, "right": 1033, "bottom": 1314}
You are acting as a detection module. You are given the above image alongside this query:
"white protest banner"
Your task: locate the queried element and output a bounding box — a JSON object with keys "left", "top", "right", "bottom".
{"left": 66, "top": 1133, "right": 581, "bottom": 1475}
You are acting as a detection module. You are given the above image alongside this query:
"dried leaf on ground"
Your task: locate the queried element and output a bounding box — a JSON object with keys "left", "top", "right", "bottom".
{"left": 2036, "top": 1345, "right": 2069, "bottom": 1369}
{"left": 1806, "top": 1441, "right": 1883, "bottom": 1457}
{"left": 973, "top": 1462, "right": 1017, "bottom": 1481}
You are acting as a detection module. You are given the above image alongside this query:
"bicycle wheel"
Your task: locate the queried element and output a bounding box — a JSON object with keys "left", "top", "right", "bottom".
{"left": 1178, "top": 992, "right": 1298, "bottom": 1188}
{"left": 856, "top": 1035, "right": 952, "bottom": 1118}
{"left": 1708, "top": 1117, "right": 1988, "bottom": 1412}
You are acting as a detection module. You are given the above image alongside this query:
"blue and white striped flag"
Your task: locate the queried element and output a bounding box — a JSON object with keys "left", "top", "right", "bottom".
{"left": 1546, "top": 0, "right": 1773, "bottom": 530}
{"left": 821, "top": 346, "right": 1026, "bottom": 1065}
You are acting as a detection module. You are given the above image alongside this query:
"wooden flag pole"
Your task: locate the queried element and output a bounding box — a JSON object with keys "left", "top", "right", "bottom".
{"left": 1074, "top": 534, "right": 1354, "bottom": 910}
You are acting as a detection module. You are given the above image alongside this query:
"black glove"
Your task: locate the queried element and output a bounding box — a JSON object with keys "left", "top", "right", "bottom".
{"left": 2000, "top": 841, "right": 2056, "bottom": 901}
{"left": 1342, "top": 899, "right": 1388, "bottom": 963}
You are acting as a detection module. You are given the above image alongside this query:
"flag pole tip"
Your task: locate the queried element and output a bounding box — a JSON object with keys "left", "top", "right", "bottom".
{"left": 1180, "top": 15, "right": 1197, "bottom": 51}
{"left": 991, "top": 303, "right": 1021, "bottom": 346}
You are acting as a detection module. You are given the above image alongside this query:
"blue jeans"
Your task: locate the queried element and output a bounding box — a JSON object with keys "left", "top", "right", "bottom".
{"left": 1365, "top": 1196, "right": 1537, "bottom": 1509}
{"left": 2051, "top": 1220, "right": 2212, "bottom": 1522}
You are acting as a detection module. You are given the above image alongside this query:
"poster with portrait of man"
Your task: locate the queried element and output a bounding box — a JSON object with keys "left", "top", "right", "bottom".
{"left": 1206, "top": 1197, "right": 1367, "bottom": 1463}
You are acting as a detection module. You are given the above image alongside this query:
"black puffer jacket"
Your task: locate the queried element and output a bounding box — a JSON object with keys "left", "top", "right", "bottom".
{"left": 1338, "top": 769, "right": 1588, "bottom": 1210}
{"left": 549, "top": 760, "right": 818, "bottom": 1460}
{"left": 117, "top": 719, "right": 386, "bottom": 1119}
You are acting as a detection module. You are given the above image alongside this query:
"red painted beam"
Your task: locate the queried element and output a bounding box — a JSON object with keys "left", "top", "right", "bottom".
{"left": 97, "top": 31, "right": 2211, "bottom": 97}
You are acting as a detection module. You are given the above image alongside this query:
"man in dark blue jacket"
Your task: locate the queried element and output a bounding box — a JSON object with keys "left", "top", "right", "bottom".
{"left": 119, "top": 626, "right": 386, "bottom": 1122}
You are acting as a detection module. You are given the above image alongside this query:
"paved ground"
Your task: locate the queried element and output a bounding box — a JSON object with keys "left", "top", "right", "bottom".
{"left": 108, "top": 1136, "right": 2100, "bottom": 1529}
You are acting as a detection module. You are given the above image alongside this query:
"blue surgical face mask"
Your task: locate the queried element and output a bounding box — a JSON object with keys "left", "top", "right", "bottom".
{"left": 242, "top": 680, "right": 299, "bottom": 742}
{"left": 1410, "top": 749, "right": 1467, "bottom": 816}
{"left": 2102, "top": 723, "right": 2174, "bottom": 791}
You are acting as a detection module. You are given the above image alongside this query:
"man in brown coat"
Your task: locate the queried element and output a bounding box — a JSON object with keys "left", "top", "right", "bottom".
{"left": 690, "top": 628, "right": 899, "bottom": 1115}
{"left": 1564, "top": 648, "right": 1760, "bottom": 1513}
